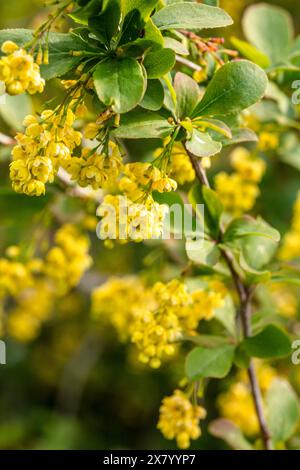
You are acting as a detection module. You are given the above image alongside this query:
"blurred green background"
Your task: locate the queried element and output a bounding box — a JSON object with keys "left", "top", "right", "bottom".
{"left": 0, "top": 0, "right": 299, "bottom": 450}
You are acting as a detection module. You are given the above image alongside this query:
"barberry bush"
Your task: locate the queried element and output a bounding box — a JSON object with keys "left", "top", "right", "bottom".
{"left": 0, "top": 0, "right": 300, "bottom": 451}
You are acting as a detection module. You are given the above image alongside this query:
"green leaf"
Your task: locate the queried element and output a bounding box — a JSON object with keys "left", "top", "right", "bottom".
{"left": 0, "top": 93, "right": 32, "bottom": 131}
{"left": 234, "top": 344, "right": 251, "bottom": 369}
{"left": 186, "top": 344, "right": 235, "bottom": 380}
{"left": 224, "top": 216, "right": 280, "bottom": 271}
{"left": 93, "top": 57, "right": 145, "bottom": 113}
{"left": 266, "top": 379, "right": 300, "bottom": 443}
{"left": 202, "top": 186, "right": 223, "bottom": 238}
{"left": 112, "top": 108, "right": 174, "bottom": 139}
{"left": 185, "top": 129, "right": 222, "bottom": 157}
{"left": 238, "top": 253, "right": 271, "bottom": 283}
{"left": 243, "top": 4, "right": 294, "bottom": 65}
{"left": 224, "top": 216, "right": 280, "bottom": 243}
{"left": 188, "top": 184, "right": 222, "bottom": 239}
{"left": 214, "top": 295, "right": 236, "bottom": 337}
{"left": 192, "top": 60, "right": 268, "bottom": 118}
{"left": 239, "top": 234, "right": 278, "bottom": 272}
{"left": 221, "top": 128, "right": 258, "bottom": 147}
{"left": 140, "top": 79, "right": 164, "bottom": 111}
{"left": 243, "top": 325, "right": 291, "bottom": 359}
{"left": 164, "top": 37, "right": 189, "bottom": 56}
{"left": 88, "top": 0, "right": 121, "bottom": 45}
{"left": 194, "top": 118, "right": 232, "bottom": 139}
{"left": 174, "top": 72, "right": 201, "bottom": 119}
{"left": 186, "top": 335, "right": 230, "bottom": 348}
{"left": 186, "top": 239, "right": 220, "bottom": 267}
{"left": 152, "top": 3, "right": 232, "bottom": 31}
{"left": 203, "top": 0, "right": 219, "bottom": 6}
{"left": 122, "top": 0, "right": 159, "bottom": 21}
{"left": 230, "top": 37, "right": 271, "bottom": 69}
{"left": 209, "top": 419, "right": 253, "bottom": 450}
{"left": 143, "top": 48, "right": 175, "bottom": 79}
{"left": 69, "top": 0, "right": 101, "bottom": 24}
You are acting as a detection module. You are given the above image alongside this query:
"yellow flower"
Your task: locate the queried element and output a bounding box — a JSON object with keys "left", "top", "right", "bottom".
{"left": 63, "top": 142, "right": 123, "bottom": 190}
{"left": 0, "top": 258, "right": 32, "bottom": 298}
{"left": 97, "top": 194, "right": 168, "bottom": 243}
{"left": 218, "top": 361, "right": 277, "bottom": 436}
{"left": 258, "top": 132, "right": 279, "bottom": 151}
{"left": 157, "top": 390, "right": 206, "bottom": 449}
{"left": 214, "top": 172, "right": 260, "bottom": 215}
{"left": 218, "top": 382, "right": 259, "bottom": 436}
{"left": 45, "top": 224, "right": 92, "bottom": 294}
{"left": 92, "top": 277, "right": 154, "bottom": 341}
{"left": 0, "top": 41, "right": 45, "bottom": 95}
{"left": 169, "top": 144, "right": 196, "bottom": 185}
{"left": 119, "top": 162, "right": 177, "bottom": 201}
{"left": 269, "top": 283, "right": 298, "bottom": 318}
{"left": 10, "top": 108, "right": 82, "bottom": 195}
{"left": 230, "top": 147, "right": 266, "bottom": 183}
{"left": 7, "top": 281, "right": 53, "bottom": 342}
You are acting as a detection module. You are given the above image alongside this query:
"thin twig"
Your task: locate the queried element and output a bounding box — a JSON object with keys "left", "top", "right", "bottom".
{"left": 175, "top": 55, "right": 203, "bottom": 72}
{"left": 184, "top": 144, "right": 273, "bottom": 450}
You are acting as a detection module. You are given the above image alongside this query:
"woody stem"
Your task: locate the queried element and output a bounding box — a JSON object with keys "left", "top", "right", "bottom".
{"left": 185, "top": 146, "right": 273, "bottom": 450}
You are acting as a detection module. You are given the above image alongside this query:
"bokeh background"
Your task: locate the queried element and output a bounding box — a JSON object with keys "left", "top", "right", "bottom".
{"left": 0, "top": 0, "right": 299, "bottom": 450}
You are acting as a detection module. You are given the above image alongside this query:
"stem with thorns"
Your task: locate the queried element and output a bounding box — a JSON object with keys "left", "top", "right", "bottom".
{"left": 185, "top": 146, "right": 273, "bottom": 450}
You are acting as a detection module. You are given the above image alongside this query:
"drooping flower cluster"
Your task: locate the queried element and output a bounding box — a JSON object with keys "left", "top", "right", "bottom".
{"left": 119, "top": 162, "right": 177, "bottom": 200}
{"left": 7, "top": 280, "right": 53, "bottom": 342}
{"left": 10, "top": 109, "right": 82, "bottom": 196}
{"left": 0, "top": 258, "right": 33, "bottom": 298}
{"left": 0, "top": 224, "right": 92, "bottom": 343}
{"left": 96, "top": 162, "right": 178, "bottom": 244}
{"left": 157, "top": 389, "right": 207, "bottom": 449}
{"left": 0, "top": 41, "right": 45, "bottom": 95}
{"left": 217, "top": 361, "right": 276, "bottom": 436}
{"left": 62, "top": 142, "right": 123, "bottom": 190}
{"left": 214, "top": 147, "right": 266, "bottom": 215}
{"left": 154, "top": 142, "right": 196, "bottom": 186}
{"left": 45, "top": 224, "right": 92, "bottom": 294}
{"left": 91, "top": 277, "right": 155, "bottom": 341}
{"left": 279, "top": 192, "right": 300, "bottom": 260}
{"left": 97, "top": 194, "right": 168, "bottom": 244}
{"left": 131, "top": 279, "right": 226, "bottom": 368}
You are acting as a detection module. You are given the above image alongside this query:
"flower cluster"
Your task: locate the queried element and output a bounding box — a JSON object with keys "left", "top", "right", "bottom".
{"left": 63, "top": 142, "right": 123, "bottom": 190}
{"left": 0, "top": 224, "right": 92, "bottom": 342}
{"left": 166, "top": 143, "right": 196, "bottom": 186}
{"left": 131, "top": 280, "right": 226, "bottom": 368}
{"left": 10, "top": 109, "right": 82, "bottom": 196}
{"left": 119, "top": 162, "right": 177, "bottom": 200}
{"left": 157, "top": 390, "right": 206, "bottom": 449}
{"left": 96, "top": 162, "right": 179, "bottom": 244}
{"left": 279, "top": 192, "right": 300, "bottom": 260}
{"left": 91, "top": 277, "right": 154, "bottom": 341}
{"left": 7, "top": 280, "right": 53, "bottom": 342}
{"left": 214, "top": 147, "right": 266, "bottom": 215}
{"left": 218, "top": 361, "right": 276, "bottom": 436}
{"left": 0, "top": 41, "right": 45, "bottom": 95}
{"left": 0, "top": 258, "right": 32, "bottom": 298}
{"left": 45, "top": 224, "right": 92, "bottom": 294}
{"left": 97, "top": 194, "right": 168, "bottom": 244}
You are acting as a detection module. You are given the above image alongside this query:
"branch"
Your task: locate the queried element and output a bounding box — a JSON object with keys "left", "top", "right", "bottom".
{"left": 184, "top": 144, "right": 273, "bottom": 450}
{"left": 175, "top": 55, "right": 203, "bottom": 72}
